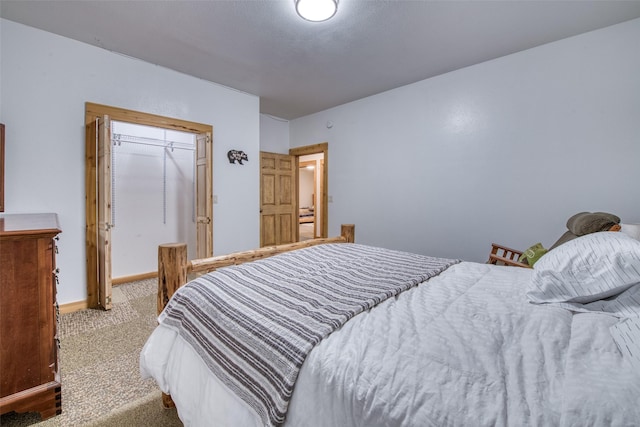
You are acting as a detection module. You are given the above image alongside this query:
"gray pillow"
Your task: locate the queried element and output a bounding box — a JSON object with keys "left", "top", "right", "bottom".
{"left": 549, "top": 212, "right": 621, "bottom": 250}
{"left": 566, "top": 211, "right": 620, "bottom": 236}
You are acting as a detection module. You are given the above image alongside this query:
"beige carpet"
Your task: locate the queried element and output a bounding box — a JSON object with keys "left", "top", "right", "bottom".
{"left": 300, "top": 222, "right": 315, "bottom": 240}
{"left": 0, "top": 279, "right": 182, "bottom": 427}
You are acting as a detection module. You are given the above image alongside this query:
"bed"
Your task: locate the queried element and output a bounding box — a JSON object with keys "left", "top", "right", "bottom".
{"left": 299, "top": 207, "right": 315, "bottom": 224}
{"left": 140, "top": 224, "right": 640, "bottom": 426}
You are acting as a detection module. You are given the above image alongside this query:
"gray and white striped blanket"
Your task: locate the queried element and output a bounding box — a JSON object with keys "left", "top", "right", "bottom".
{"left": 158, "top": 243, "right": 459, "bottom": 426}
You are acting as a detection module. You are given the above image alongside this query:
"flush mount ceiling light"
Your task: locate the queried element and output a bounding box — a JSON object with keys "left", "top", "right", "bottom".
{"left": 295, "top": 0, "right": 338, "bottom": 22}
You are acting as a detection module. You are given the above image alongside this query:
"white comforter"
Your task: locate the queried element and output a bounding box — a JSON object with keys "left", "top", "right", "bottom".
{"left": 140, "top": 262, "right": 640, "bottom": 426}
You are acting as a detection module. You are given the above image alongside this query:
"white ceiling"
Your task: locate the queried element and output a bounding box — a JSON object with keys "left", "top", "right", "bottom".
{"left": 3, "top": 1, "right": 640, "bottom": 120}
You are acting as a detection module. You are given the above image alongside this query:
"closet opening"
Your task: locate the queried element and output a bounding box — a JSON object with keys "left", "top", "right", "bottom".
{"left": 109, "top": 121, "right": 197, "bottom": 282}
{"left": 85, "top": 102, "right": 213, "bottom": 311}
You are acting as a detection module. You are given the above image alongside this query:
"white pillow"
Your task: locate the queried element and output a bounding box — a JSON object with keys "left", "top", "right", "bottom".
{"left": 527, "top": 232, "right": 640, "bottom": 305}
{"left": 621, "top": 223, "right": 640, "bottom": 241}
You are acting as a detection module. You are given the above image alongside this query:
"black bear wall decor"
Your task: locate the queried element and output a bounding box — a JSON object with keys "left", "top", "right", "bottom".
{"left": 227, "top": 150, "right": 248, "bottom": 165}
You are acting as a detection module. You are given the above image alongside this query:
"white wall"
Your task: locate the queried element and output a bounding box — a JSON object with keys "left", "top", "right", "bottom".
{"left": 260, "top": 114, "right": 290, "bottom": 154}
{"left": 299, "top": 168, "right": 314, "bottom": 208}
{"left": 1, "top": 19, "right": 260, "bottom": 305}
{"left": 290, "top": 18, "right": 640, "bottom": 262}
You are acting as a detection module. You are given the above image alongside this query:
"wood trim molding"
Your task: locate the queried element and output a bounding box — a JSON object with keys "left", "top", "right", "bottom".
{"left": 112, "top": 271, "right": 157, "bottom": 285}
{"left": 58, "top": 271, "right": 157, "bottom": 314}
{"left": 289, "top": 142, "right": 328, "bottom": 157}
{"left": 290, "top": 143, "right": 328, "bottom": 238}
{"left": 58, "top": 300, "right": 88, "bottom": 315}
{"left": 85, "top": 103, "right": 210, "bottom": 133}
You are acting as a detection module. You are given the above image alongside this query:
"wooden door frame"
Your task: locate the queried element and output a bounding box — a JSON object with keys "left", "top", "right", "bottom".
{"left": 298, "top": 159, "right": 319, "bottom": 237}
{"left": 290, "top": 143, "right": 328, "bottom": 238}
{"left": 84, "top": 102, "right": 213, "bottom": 309}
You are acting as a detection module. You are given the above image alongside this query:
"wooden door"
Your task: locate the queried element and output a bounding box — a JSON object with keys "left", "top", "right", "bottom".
{"left": 195, "top": 132, "right": 213, "bottom": 258}
{"left": 97, "top": 115, "right": 113, "bottom": 309}
{"left": 260, "top": 152, "right": 297, "bottom": 247}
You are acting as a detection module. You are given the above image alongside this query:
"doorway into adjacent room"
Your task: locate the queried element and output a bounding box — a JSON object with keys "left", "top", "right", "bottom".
{"left": 259, "top": 143, "right": 328, "bottom": 247}
{"left": 298, "top": 154, "right": 324, "bottom": 241}
{"left": 290, "top": 143, "right": 328, "bottom": 242}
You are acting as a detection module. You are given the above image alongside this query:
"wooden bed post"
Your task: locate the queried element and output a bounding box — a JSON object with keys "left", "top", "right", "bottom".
{"left": 158, "top": 243, "right": 188, "bottom": 315}
{"left": 157, "top": 243, "right": 188, "bottom": 409}
{"left": 341, "top": 224, "right": 355, "bottom": 243}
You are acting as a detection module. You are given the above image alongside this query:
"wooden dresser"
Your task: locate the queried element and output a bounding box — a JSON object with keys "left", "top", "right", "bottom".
{"left": 0, "top": 213, "right": 62, "bottom": 419}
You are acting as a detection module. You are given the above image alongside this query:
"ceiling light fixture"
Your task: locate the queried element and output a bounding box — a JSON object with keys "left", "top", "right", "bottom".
{"left": 295, "top": 0, "right": 338, "bottom": 22}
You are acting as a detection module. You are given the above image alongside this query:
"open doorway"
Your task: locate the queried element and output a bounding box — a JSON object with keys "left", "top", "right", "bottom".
{"left": 298, "top": 154, "right": 324, "bottom": 240}
{"left": 290, "top": 143, "right": 328, "bottom": 241}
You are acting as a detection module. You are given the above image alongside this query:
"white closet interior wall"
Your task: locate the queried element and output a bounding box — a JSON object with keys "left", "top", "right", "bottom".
{"left": 110, "top": 121, "right": 197, "bottom": 278}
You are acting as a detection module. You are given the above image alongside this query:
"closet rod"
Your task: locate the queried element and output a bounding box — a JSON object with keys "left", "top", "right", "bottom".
{"left": 112, "top": 133, "right": 195, "bottom": 151}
